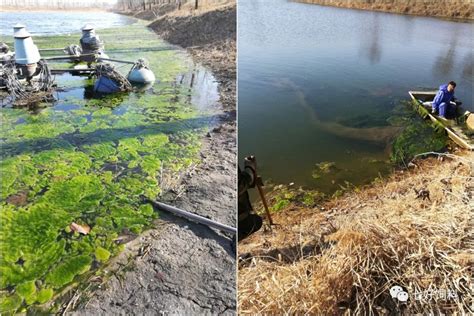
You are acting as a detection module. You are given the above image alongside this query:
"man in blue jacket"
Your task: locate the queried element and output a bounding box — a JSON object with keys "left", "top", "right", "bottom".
{"left": 432, "top": 81, "right": 456, "bottom": 119}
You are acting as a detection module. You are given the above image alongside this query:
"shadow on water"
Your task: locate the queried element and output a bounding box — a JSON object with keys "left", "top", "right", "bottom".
{"left": 461, "top": 52, "right": 473, "bottom": 80}
{"left": 359, "top": 13, "right": 382, "bottom": 64}
{"left": 432, "top": 26, "right": 459, "bottom": 77}
{"left": 1, "top": 115, "right": 219, "bottom": 159}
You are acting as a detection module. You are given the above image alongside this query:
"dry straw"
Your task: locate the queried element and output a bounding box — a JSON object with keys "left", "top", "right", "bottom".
{"left": 239, "top": 152, "right": 473, "bottom": 315}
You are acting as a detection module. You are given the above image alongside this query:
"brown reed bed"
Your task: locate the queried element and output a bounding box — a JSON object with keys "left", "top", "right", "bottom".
{"left": 293, "top": 0, "right": 473, "bottom": 20}
{"left": 238, "top": 151, "right": 473, "bottom": 314}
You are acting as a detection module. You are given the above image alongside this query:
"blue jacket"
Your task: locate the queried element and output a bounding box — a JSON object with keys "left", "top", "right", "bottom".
{"left": 433, "top": 84, "right": 455, "bottom": 108}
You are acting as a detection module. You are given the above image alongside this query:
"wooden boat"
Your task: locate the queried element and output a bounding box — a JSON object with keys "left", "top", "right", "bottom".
{"left": 408, "top": 91, "right": 474, "bottom": 150}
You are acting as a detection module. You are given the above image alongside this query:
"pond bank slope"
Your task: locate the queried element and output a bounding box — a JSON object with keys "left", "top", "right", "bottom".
{"left": 239, "top": 150, "right": 473, "bottom": 314}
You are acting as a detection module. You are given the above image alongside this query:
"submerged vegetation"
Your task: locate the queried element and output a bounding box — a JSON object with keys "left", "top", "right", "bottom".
{"left": 0, "top": 21, "right": 214, "bottom": 313}
{"left": 389, "top": 101, "right": 447, "bottom": 164}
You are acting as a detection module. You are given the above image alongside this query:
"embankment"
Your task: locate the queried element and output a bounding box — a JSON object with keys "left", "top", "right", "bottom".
{"left": 148, "top": 5, "right": 236, "bottom": 110}
{"left": 294, "top": 0, "right": 473, "bottom": 20}
{"left": 117, "top": 2, "right": 236, "bottom": 110}
{"left": 239, "top": 150, "right": 473, "bottom": 314}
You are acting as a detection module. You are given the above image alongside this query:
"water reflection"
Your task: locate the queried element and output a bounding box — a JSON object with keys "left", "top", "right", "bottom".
{"left": 461, "top": 52, "right": 473, "bottom": 81}
{"left": 360, "top": 13, "right": 382, "bottom": 64}
{"left": 432, "top": 27, "right": 459, "bottom": 77}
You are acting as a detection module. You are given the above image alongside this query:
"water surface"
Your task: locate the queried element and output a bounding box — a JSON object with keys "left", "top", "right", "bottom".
{"left": 238, "top": 0, "right": 473, "bottom": 192}
{"left": 0, "top": 11, "right": 135, "bottom": 35}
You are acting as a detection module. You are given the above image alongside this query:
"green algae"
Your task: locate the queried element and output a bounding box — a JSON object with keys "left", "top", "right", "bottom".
{"left": 16, "top": 281, "right": 36, "bottom": 300}
{"left": 262, "top": 184, "right": 326, "bottom": 214}
{"left": 95, "top": 247, "right": 111, "bottom": 263}
{"left": 36, "top": 288, "right": 54, "bottom": 304}
{"left": 45, "top": 255, "right": 92, "bottom": 288}
{"left": 0, "top": 293, "right": 22, "bottom": 314}
{"left": 0, "top": 18, "right": 215, "bottom": 312}
{"left": 311, "top": 161, "right": 338, "bottom": 179}
{"left": 389, "top": 102, "right": 448, "bottom": 164}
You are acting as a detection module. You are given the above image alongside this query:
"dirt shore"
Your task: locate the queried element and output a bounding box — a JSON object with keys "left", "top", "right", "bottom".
{"left": 71, "top": 4, "right": 237, "bottom": 315}
{"left": 239, "top": 150, "right": 473, "bottom": 314}
{"left": 294, "top": 0, "right": 473, "bottom": 20}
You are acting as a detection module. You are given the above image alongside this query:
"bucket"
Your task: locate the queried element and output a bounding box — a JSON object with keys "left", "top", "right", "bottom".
{"left": 94, "top": 76, "right": 121, "bottom": 94}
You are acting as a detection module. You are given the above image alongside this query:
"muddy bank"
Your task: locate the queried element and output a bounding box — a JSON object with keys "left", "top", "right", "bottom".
{"left": 72, "top": 116, "right": 236, "bottom": 315}
{"left": 70, "top": 6, "right": 237, "bottom": 316}
{"left": 239, "top": 150, "right": 473, "bottom": 314}
{"left": 294, "top": 0, "right": 473, "bottom": 20}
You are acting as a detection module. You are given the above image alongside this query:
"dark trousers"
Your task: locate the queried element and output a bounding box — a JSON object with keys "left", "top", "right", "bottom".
{"left": 238, "top": 214, "right": 263, "bottom": 241}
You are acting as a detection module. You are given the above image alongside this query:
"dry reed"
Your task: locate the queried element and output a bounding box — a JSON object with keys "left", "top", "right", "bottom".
{"left": 294, "top": 0, "right": 473, "bottom": 20}
{"left": 239, "top": 152, "right": 473, "bottom": 314}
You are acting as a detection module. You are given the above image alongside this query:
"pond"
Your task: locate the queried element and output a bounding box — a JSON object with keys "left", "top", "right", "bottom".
{"left": 0, "top": 11, "right": 136, "bottom": 35}
{"left": 238, "top": 0, "right": 472, "bottom": 193}
{"left": 0, "top": 14, "right": 219, "bottom": 312}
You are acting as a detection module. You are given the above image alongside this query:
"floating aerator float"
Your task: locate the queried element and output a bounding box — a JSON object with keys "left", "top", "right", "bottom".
{"left": 127, "top": 58, "right": 156, "bottom": 84}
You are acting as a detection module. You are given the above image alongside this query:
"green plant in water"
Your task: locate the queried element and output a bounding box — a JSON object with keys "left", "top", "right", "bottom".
{"left": 312, "top": 161, "right": 337, "bottom": 179}
{"left": 0, "top": 293, "right": 22, "bottom": 314}
{"left": 45, "top": 255, "right": 92, "bottom": 288}
{"left": 36, "top": 288, "right": 54, "bottom": 304}
{"left": 94, "top": 247, "right": 111, "bottom": 263}
{"left": 270, "top": 199, "right": 290, "bottom": 212}
{"left": 0, "top": 18, "right": 213, "bottom": 313}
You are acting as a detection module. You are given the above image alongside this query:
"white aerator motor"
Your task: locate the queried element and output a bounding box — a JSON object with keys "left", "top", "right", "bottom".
{"left": 13, "top": 23, "right": 41, "bottom": 79}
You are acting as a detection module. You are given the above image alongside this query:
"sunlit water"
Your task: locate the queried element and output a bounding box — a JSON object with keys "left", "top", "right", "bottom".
{"left": 238, "top": 0, "right": 473, "bottom": 192}
{"left": 0, "top": 11, "right": 135, "bottom": 35}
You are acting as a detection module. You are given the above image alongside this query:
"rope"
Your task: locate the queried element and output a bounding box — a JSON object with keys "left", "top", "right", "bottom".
{"left": 63, "top": 44, "right": 83, "bottom": 57}
{"left": 0, "top": 42, "right": 9, "bottom": 54}
{"left": 0, "top": 59, "right": 55, "bottom": 107}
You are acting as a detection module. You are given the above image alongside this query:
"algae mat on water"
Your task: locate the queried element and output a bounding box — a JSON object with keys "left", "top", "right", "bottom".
{"left": 0, "top": 21, "right": 215, "bottom": 313}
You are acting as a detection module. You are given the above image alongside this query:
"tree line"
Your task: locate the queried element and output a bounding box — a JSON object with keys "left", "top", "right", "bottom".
{"left": 115, "top": 0, "right": 230, "bottom": 11}
{"left": 116, "top": 0, "right": 193, "bottom": 11}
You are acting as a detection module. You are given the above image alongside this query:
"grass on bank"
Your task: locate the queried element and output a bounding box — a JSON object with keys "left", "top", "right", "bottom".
{"left": 239, "top": 151, "right": 473, "bottom": 314}
{"left": 294, "top": 0, "right": 473, "bottom": 20}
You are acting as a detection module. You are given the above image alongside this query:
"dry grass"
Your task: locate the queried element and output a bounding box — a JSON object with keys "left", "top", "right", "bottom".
{"left": 294, "top": 0, "right": 473, "bottom": 20}
{"left": 238, "top": 151, "right": 474, "bottom": 314}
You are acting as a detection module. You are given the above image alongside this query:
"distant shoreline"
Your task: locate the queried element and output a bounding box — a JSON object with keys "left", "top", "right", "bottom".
{"left": 0, "top": 6, "right": 112, "bottom": 13}
{"left": 293, "top": 0, "right": 473, "bottom": 21}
